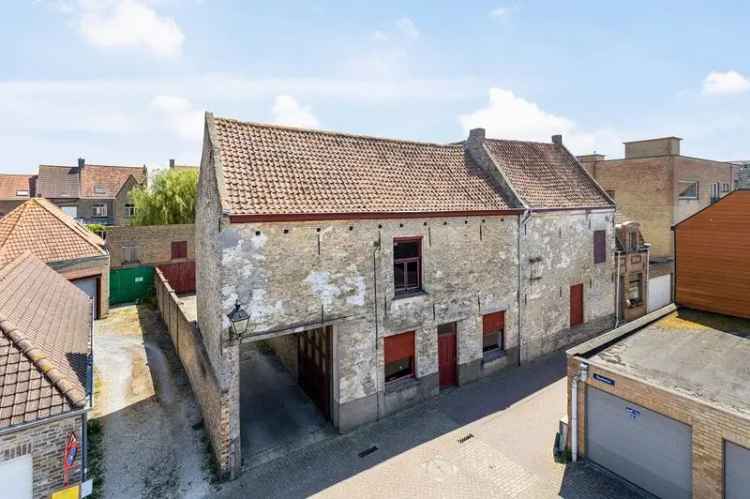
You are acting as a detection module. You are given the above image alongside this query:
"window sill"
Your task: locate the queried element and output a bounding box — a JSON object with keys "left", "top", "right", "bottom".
{"left": 482, "top": 349, "right": 506, "bottom": 365}
{"left": 385, "top": 375, "right": 418, "bottom": 394}
{"left": 392, "top": 290, "right": 428, "bottom": 301}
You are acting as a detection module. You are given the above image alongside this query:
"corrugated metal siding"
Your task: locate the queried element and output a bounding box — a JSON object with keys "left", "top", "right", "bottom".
{"left": 109, "top": 266, "right": 155, "bottom": 305}
{"left": 675, "top": 191, "right": 750, "bottom": 318}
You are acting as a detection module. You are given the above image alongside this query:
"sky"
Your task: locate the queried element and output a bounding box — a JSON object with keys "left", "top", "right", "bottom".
{"left": 2, "top": 1, "right": 750, "bottom": 174}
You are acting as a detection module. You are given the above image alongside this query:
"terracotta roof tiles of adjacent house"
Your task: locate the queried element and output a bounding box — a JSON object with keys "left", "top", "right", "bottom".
{"left": 36, "top": 163, "right": 146, "bottom": 199}
{"left": 0, "top": 198, "right": 106, "bottom": 267}
{"left": 483, "top": 139, "right": 613, "bottom": 209}
{"left": 212, "top": 117, "right": 515, "bottom": 216}
{"left": 0, "top": 175, "right": 36, "bottom": 200}
{"left": 0, "top": 252, "right": 91, "bottom": 428}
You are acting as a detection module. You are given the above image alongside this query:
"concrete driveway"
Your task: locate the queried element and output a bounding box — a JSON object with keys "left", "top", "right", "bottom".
{"left": 212, "top": 353, "right": 647, "bottom": 499}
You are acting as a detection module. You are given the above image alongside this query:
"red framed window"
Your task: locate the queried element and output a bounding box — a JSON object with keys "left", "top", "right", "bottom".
{"left": 593, "top": 230, "right": 607, "bottom": 264}
{"left": 394, "top": 237, "right": 422, "bottom": 296}
{"left": 171, "top": 241, "right": 188, "bottom": 260}
{"left": 384, "top": 331, "right": 415, "bottom": 383}
{"left": 482, "top": 311, "right": 505, "bottom": 353}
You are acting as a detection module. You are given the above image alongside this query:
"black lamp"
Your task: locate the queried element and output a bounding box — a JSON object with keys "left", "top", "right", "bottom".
{"left": 227, "top": 299, "right": 250, "bottom": 339}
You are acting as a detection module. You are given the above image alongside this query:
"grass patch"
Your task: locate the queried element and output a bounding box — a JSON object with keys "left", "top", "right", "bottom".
{"left": 87, "top": 418, "right": 105, "bottom": 499}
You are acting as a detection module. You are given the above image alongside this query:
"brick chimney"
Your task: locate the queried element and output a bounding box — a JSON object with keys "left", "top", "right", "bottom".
{"left": 169, "top": 158, "right": 175, "bottom": 168}
{"left": 551, "top": 135, "right": 563, "bottom": 146}
{"left": 78, "top": 158, "right": 85, "bottom": 168}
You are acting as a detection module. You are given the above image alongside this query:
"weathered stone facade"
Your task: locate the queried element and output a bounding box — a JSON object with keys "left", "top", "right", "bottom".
{"left": 0, "top": 414, "right": 84, "bottom": 499}
{"left": 107, "top": 224, "right": 195, "bottom": 268}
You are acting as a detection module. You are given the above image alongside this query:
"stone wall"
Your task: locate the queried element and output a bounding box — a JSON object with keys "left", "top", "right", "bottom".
{"left": 0, "top": 414, "right": 84, "bottom": 499}
{"left": 519, "top": 211, "right": 615, "bottom": 360}
{"left": 106, "top": 224, "right": 195, "bottom": 268}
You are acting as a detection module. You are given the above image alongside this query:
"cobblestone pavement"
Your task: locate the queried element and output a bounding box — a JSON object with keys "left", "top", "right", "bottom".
{"left": 211, "top": 353, "right": 648, "bottom": 499}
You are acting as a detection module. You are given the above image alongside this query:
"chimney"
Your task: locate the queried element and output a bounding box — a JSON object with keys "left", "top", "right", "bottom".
{"left": 577, "top": 154, "right": 606, "bottom": 164}
{"left": 169, "top": 158, "right": 175, "bottom": 168}
{"left": 78, "top": 158, "right": 85, "bottom": 168}
{"left": 551, "top": 135, "right": 563, "bottom": 146}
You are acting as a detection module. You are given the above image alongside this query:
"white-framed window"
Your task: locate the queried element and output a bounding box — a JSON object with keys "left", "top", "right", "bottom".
{"left": 678, "top": 180, "right": 699, "bottom": 200}
{"left": 125, "top": 204, "right": 136, "bottom": 217}
{"left": 15, "top": 189, "right": 29, "bottom": 197}
{"left": 93, "top": 204, "right": 108, "bottom": 217}
{"left": 122, "top": 244, "right": 138, "bottom": 264}
{"left": 94, "top": 185, "right": 106, "bottom": 194}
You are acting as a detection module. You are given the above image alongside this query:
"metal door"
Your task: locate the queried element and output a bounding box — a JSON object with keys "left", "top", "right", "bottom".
{"left": 587, "top": 387, "right": 692, "bottom": 499}
{"left": 438, "top": 324, "right": 457, "bottom": 388}
{"left": 298, "top": 326, "right": 332, "bottom": 419}
{"left": 725, "top": 440, "right": 750, "bottom": 499}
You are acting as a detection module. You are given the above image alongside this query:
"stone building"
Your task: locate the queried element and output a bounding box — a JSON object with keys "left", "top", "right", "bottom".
{"left": 0, "top": 252, "right": 93, "bottom": 499}
{"left": 194, "top": 114, "right": 615, "bottom": 477}
{"left": 578, "top": 137, "right": 737, "bottom": 259}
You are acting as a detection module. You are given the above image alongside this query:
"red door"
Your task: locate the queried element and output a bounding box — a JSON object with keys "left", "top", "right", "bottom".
{"left": 438, "top": 323, "right": 457, "bottom": 388}
{"left": 570, "top": 283, "right": 584, "bottom": 327}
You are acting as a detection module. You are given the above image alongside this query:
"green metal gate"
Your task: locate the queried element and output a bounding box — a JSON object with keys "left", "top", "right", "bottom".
{"left": 109, "top": 266, "right": 155, "bottom": 305}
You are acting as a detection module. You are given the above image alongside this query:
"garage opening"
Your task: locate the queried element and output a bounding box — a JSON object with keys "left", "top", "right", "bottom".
{"left": 239, "top": 326, "right": 336, "bottom": 468}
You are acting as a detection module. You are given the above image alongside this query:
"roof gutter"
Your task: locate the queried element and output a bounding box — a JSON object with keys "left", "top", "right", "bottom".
{"left": 228, "top": 209, "right": 524, "bottom": 224}
{"left": 0, "top": 406, "right": 89, "bottom": 437}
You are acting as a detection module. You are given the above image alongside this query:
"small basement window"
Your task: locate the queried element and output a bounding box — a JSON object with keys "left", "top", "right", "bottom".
{"left": 678, "top": 180, "right": 699, "bottom": 200}
{"left": 482, "top": 311, "right": 505, "bottom": 355}
{"left": 393, "top": 237, "right": 422, "bottom": 296}
{"left": 384, "top": 331, "right": 415, "bottom": 383}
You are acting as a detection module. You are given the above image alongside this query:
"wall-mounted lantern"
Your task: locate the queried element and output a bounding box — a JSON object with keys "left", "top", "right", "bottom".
{"left": 227, "top": 299, "right": 250, "bottom": 340}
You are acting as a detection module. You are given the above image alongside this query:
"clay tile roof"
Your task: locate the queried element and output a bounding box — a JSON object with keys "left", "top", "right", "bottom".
{"left": 212, "top": 117, "right": 514, "bottom": 216}
{"left": 0, "top": 198, "right": 106, "bottom": 267}
{"left": 0, "top": 252, "right": 91, "bottom": 428}
{"left": 36, "top": 165, "right": 80, "bottom": 198}
{"left": 0, "top": 175, "right": 36, "bottom": 201}
{"left": 37, "top": 163, "right": 146, "bottom": 199}
{"left": 483, "top": 139, "right": 613, "bottom": 209}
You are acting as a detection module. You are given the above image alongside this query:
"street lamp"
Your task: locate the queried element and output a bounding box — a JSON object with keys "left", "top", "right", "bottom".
{"left": 227, "top": 299, "right": 250, "bottom": 340}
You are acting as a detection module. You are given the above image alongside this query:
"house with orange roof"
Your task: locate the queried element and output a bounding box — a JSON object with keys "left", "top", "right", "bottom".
{"left": 0, "top": 174, "right": 36, "bottom": 219}
{"left": 0, "top": 198, "right": 110, "bottom": 318}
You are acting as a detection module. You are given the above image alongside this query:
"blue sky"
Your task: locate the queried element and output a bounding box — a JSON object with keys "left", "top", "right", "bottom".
{"left": 2, "top": 1, "right": 749, "bottom": 173}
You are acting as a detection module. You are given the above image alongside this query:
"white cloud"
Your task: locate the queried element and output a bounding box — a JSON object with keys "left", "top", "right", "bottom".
{"left": 395, "top": 17, "right": 419, "bottom": 39}
{"left": 64, "top": 0, "right": 184, "bottom": 57}
{"left": 151, "top": 95, "right": 203, "bottom": 141}
{"left": 490, "top": 7, "right": 509, "bottom": 17}
{"left": 702, "top": 70, "right": 750, "bottom": 96}
{"left": 459, "top": 88, "right": 621, "bottom": 155}
{"left": 271, "top": 95, "right": 320, "bottom": 129}
{"left": 372, "top": 30, "right": 389, "bottom": 41}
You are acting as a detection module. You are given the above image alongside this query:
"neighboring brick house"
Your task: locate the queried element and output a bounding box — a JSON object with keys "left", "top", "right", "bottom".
{"left": 614, "top": 221, "right": 650, "bottom": 323}
{"left": 0, "top": 252, "right": 93, "bottom": 499}
{"left": 36, "top": 159, "right": 146, "bottom": 225}
{"left": 731, "top": 160, "right": 750, "bottom": 189}
{"left": 194, "top": 114, "right": 615, "bottom": 477}
{"left": 106, "top": 224, "right": 194, "bottom": 268}
{"left": 0, "top": 174, "right": 36, "bottom": 219}
{"left": 578, "top": 137, "right": 737, "bottom": 259}
{"left": 0, "top": 199, "right": 110, "bottom": 318}
{"left": 566, "top": 306, "right": 750, "bottom": 499}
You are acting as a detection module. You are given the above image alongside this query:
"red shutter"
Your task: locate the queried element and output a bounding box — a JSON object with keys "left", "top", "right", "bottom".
{"left": 594, "top": 231, "right": 606, "bottom": 264}
{"left": 482, "top": 311, "right": 505, "bottom": 335}
{"left": 384, "top": 331, "right": 415, "bottom": 363}
{"left": 570, "top": 284, "right": 584, "bottom": 327}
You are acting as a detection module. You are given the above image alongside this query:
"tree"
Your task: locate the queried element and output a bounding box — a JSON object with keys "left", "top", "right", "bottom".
{"left": 130, "top": 168, "right": 198, "bottom": 225}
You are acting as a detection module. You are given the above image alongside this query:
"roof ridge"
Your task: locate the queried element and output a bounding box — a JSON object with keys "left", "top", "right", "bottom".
{"left": 484, "top": 137, "right": 556, "bottom": 147}
{"left": 32, "top": 199, "right": 106, "bottom": 251}
{"left": 0, "top": 202, "right": 28, "bottom": 248}
{"left": 214, "top": 115, "right": 459, "bottom": 149}
{"left": 40, "top": 163, "right": 144, "bottom": 169}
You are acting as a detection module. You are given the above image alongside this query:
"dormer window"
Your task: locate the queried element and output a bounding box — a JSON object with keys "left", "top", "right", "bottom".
{"left": 94, "top": 185, "right": 106, "bottom": 194}
{"left": 15, "top": 189, "right": 29, "bottom": 197}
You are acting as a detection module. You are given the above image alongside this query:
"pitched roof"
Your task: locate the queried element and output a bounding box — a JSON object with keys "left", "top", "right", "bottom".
{"left": 211, "top": 117, "right": 514, "bottom": 216}
{"left": 0, "top": 198, "right": 106, "bottom": 267}
{"left": 0, "top": 252, "right": 91, "bottom": 428}
{"left": 0, "top": 175, "right": 36, "bottom": 200}
{"left": 483, "top": 139, "right": 613, "bottom": 209}
{"left": 37, "top": 163, "right": 146, "bottom": 199}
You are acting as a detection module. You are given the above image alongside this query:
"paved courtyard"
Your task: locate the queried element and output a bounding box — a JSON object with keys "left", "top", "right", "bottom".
{"left": 213, "top": 353, "right": 648, "bottom": 499}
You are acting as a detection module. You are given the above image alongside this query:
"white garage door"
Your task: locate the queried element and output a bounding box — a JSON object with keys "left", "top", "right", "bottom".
{"left": 73, "top": 276, "right": 98, "bottom": 310}
{"left": 648, "top": 274, "right": 672, "bottom": 312}
{"left": 726, "top": 441, "right": 750, "bottom": 499}
{"left": 0, "top": 454, "right": 33, "bottom": 499}
{"left": 587, "top": 387, "right": 692, "bottom": 499}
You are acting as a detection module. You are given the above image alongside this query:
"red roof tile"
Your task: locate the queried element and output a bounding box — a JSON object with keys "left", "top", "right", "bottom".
{"left": 37, "top": 163, "right": 145, "bottom": 199}
{"left": 0, "top": 252, "right": 91, "bottom": 428}
{"left": 212, "top": 117, "right": 515, "bottom": 216}
{"left": 0, "top": 198, "right": 106, "bottom": 266}
{"left": 0, "top": 175, "right": 36, "bottom": 200}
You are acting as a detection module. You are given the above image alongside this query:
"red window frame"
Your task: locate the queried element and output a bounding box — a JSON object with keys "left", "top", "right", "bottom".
{"left": 393, "top": 237, "right": 422, "bottom": 296}
{"left": 171, "top": 241, "right": 188, "bottom": 260}
{"left": 384, "top": 331, "right": 415, "bottom": 383}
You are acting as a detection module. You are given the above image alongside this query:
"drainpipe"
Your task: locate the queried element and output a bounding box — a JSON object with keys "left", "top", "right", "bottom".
{"left": 614, "top": 251, "right": 621, "bottom": 328}
{"left": 517, "top": 209, "right": 531, "bottom": 366}
{"left": 372, "top": 238, "right": 381, "bottom": 419}
{"left": 571, "top": 362, "right": 589, "bottom": 463}
{"left": 644, "top": 243, "right": 651, "bottom": 309}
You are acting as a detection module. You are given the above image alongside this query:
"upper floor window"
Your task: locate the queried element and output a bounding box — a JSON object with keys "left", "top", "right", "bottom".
{"left": 171, "top": 240, "right": 188, "bottom": 260}
{"left": 93, "top": 204, "right": 107, "bottom": 217}
{"left": 94, "top": 185, "right": 106, "bottom": 194}
{"left": 593, "top": 230, "right": 607, "bottom": 264}
{"left": 678, "top": 180, "right": 699, "bottom": 200}
{"left": 15, "top": 189, "right": 29, "bottom": 197}
{"left": 394, "top": 237, "right": 422, "bottom": 296}
{"left": 125, "top": 204, "right": 136, "bottom": 217}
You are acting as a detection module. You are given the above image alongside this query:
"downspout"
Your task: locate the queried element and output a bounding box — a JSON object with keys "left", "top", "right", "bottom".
{"left": 644, "top": 244, "right": 651, "bottom": 309}
{"left": 571, "top": 361, "right": 589, "bottom": 463}
{"left": 614, "top": 251, "right": 621, "bottom": 328}
{"left": 82, "top": 297, "right": 95, "bottom": 483}
{"left": 372, "top": 238, "right": 381, "bottom": 419}
{"left": 517, "top": 209, "right": 531, "bottom": 366}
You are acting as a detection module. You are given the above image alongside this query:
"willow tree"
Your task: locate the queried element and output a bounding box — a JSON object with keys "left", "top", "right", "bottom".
{"left": 130, "top": 168, "right": 198, "bottom": 225}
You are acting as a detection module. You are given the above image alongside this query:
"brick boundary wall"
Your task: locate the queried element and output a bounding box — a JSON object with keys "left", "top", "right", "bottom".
{"left": 154, "top": 269, "right": 233, "bottom": 478}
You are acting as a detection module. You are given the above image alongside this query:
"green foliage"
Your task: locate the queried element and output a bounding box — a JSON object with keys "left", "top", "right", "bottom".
{"left": 85, "top": 224, "right": 107, "bottom": 235}
{"left": 87, "top": 418, "right": 105, "bottom": 499}
{"left": 130, "top": 169, "right": 198, "bottom": 226}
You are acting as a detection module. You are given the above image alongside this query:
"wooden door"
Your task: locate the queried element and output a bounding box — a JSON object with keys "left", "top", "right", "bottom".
{"left": 570, "top": 283, "right": 584, "bottom": 327}
{"left": 297, "top": 326, "right": 332, "bottom": 419}
{"left": 437, "top": 323, "right": 457, "bottom": 388}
